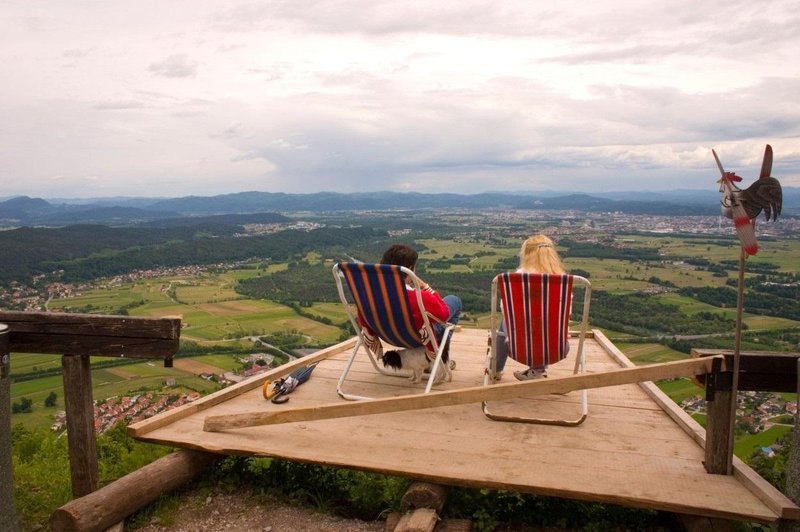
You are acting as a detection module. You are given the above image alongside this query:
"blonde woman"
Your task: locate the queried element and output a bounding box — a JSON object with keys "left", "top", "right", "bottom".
{"left": 493, "top": 234, "right": 567, "bottom": 381}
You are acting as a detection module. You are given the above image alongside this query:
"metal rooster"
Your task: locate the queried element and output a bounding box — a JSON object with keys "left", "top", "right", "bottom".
{"left": 712, "top": 144, "right": 782, "bottom": 256}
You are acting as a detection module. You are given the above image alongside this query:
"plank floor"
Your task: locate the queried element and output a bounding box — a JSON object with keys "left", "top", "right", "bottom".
{"left": 129, "top": 328, "right": 798, "bottom": 524}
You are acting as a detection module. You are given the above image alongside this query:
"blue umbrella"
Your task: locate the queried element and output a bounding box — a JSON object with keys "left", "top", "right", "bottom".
{"left": 263, "top": 363, "right": 318, "bottom": 404}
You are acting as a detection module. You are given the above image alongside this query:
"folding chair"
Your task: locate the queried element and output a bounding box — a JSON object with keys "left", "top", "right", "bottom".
{"left": 483, "top": 272, "right": 592, "bottom": 425}
{"left": 332, "top": 262, "right": 456, "bottom": 401}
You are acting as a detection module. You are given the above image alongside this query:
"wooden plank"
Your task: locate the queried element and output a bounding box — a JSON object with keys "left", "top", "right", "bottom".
{"left": 141, "top": 405, "right": 779, "bottom": 523}
{"left": 203, "top": 357, "right": 718, "bottom": 431}
{"left": 593, "top": 330, "right": 707, "bottom": 445}
{"left": 0, "top": 310, "right": 180, "bottom": 358}
{"left": 62, "top": 354, "right": 99, "bottom": 497}
{"left": 129, "top": 331, "right": 794, "bottom": 523}
{"left": 0, "top": 324, "right": 18, "bottom": 532}
{"left": 603, "top": 332, "right": 800, "bottom": 520}
{"left": 127, "top": 338, "right": 356, "bottom": 437}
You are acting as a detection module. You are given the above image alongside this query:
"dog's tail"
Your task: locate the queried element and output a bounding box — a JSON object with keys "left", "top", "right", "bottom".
{"left": 381, "top": 350, "right": 402, "bottom": 370}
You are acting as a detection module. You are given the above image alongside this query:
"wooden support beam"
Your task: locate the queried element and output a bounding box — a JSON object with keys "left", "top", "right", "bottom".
{"left": 0, "top": 324, "right": 19, "bottom": 532}
{"left": 0, "top": 311, "right": 180, "bottom": 362}
{"left": 204, "top": 356, "right": 720, "bottom": 432}
{"left": 394, "top": 508, "right": 439, "bottom": 532}
{"left": 401, "top": 481, "right": 448, "bottom": 514}
{"left": 62, "top": 354, "right": 99, "bottom": 497}
{"left": 50, "top": 449, "right": 219, "bottom": 532}
{"left": 705, "top": 390, "right": 734, "bottom": 475}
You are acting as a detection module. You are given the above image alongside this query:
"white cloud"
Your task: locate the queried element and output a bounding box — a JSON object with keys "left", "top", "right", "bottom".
{"left": 0, "top": 0, "right": 798, "bottom": 197}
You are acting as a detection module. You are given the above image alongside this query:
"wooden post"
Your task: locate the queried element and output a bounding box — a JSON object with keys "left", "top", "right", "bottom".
{"left": 0, "top": 324, "right": 19, "bottom": 532}
{"left": 50, "top": 449, "right": 219, "bottom": 532}
{"left": 62, "top": 354, "right": 99, "bottom": 497}
{"left": 778, "top": 360, "right": 800, "bottom": 532}
{"left": 705, "top": 389, "right": 734, "bottom": 474}
{"left": 401, "top": 482, "right": 448, "bottom": 514}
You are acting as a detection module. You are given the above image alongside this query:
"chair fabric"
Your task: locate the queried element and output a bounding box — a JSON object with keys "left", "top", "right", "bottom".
{"left": 498, "top": 272, "right": 573, "bottom": 369}
{"left": 484, "top": 272, "right": 591, "bottom": 426}
{"left": 338, "top": 262, "right": 426, "bottom": 350}
{"left": 333, "top": 262, "right": 454, "bottom": 400}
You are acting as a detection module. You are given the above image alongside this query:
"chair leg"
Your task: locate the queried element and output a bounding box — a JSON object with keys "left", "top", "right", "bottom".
{"left": 481, "top": 340, "right": 588, "bottom": 426}
{"left": 424, "top": 324, "right": 455, "bottom": 394}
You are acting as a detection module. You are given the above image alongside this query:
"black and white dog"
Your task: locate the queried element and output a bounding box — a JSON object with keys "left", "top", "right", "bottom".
{"left": 381, "top": 339, "right": 452, "bottom": 384}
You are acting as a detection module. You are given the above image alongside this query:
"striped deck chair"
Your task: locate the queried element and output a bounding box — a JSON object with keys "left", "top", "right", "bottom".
{"left": 333, "top": 262, "right": 456, "bottom": 401}
{"left": 483, "top": 272, "right": 592, "bottom": 425}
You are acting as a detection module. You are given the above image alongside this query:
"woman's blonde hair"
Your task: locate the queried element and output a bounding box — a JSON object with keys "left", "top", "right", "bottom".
{"left": 519, "top": 234, "right": 566, "bottom": 274}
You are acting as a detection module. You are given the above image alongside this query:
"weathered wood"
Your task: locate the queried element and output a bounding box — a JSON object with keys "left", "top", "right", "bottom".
{"left": 130, "top": 329, "right": 799, "bottom": 523}
{"left": 0, "top": 310, "right": 180, "bottom": 360}
{"left": 705, "top": 390, "right": 734, "bottom": 474}
{"left": 400, "top": 481, "right": 448, "bottom": 513}
{"left": 0, "top": 324, "right": 19, "bottom": 532}
{"left": 63, "top": 354, "right": 99, "bottom": 497}
{"left": 386, "top": 512, "right": 402, "bottom": 531}
{"left": 50, "top": 449, "right": 219, "bottom": 532}
{"left": 603, "top": 331, "right": 800, "bottom": 520}
{"left": 691, "top": 349, "right": 800, "bottom": 393}
{"left": 128, "top": 338, "right": 356, "bottom": 437}
{"left": 436, "top": 519, "right": 472, "bottom": 532}
{"left": 394, "top": 508, "right": 438, "bottom": 532}
{"left": 203, "top": 356, "right": 719, "bottom": 431}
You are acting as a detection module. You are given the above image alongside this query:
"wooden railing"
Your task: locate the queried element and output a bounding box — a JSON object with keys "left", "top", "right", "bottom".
{"left": 0, "top": 310, "right": 189, "bottom": 531}
{"left": 692, "top": 349, "right": 800, "bottom": 474}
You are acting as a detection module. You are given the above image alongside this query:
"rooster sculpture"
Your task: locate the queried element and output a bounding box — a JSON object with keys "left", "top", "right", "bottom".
{"left": 712, "top": 144, "right": 782, "bottom": 256}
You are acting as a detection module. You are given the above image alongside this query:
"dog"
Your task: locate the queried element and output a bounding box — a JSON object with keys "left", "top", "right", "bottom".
{"left": 381, "top": 339, "right": 452, "bottom": 384}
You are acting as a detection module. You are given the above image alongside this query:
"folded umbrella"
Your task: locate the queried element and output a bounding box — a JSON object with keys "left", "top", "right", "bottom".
{"left": 262, "top": 363, "right": 318, "bottom": 404}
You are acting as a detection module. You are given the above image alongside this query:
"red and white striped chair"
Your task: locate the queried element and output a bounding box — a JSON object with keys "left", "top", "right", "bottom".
{"left": 483, "top": 272, "right": 592, "bottom": 425}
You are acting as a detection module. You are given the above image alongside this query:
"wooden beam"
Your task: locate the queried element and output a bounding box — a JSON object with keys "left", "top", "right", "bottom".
{"left": 401, "top": 482, "right": 448, "bottom": 514}
{"left": 0, "top": 324, "right": 19, "bottom": 532}
{"left": 128, "top": 338, "right": 357, "bottom": 437}
{"left": 50, "top": 449, "right": 219, "bottom": 532}
{"left": 62, "top": 354, "right": 99, "bottom": 497}
{"left": 628, "top": 338, "right": 800, "bottom": 520}
{"left": 203, "top": 356, "right": 719, "bottom": 432}
{"left": 0, "top": 311, "right": 180, "bottom": 359}
{"left": 705, "top": 390, "right": 734, "bottom": 475}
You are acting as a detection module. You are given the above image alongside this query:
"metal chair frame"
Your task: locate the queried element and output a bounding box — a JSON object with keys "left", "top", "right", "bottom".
{"left": 483, "top": 272, "right": 592, "bottom": 426}
{"left": 333, "top": 262, "right": 455, "bottom": 401}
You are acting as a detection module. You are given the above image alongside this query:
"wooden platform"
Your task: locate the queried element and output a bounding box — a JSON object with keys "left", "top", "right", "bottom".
{"left": 129, "top": 329, "right": 800, "bottom": 524}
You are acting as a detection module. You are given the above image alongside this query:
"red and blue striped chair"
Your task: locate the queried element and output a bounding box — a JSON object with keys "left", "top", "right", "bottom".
{"left": 333, "top": 262, "right": 455, "bottom": 400}
{"left": 483, "top": 272, "right": 592, "bottom": 425}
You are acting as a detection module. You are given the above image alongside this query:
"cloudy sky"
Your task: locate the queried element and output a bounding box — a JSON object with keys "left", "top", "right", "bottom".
{"left": 2, "top": 0, "right": 799, "bottom": 198}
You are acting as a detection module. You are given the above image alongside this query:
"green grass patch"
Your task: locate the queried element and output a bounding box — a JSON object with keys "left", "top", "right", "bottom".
{"left": 735, "top": 425, "right": 793, "bottom": 460}
{"left": 656, "top": 378, "right": 703, "bottom": 405}
{"left": 617, "top": 343, "right": 687, "bottom": 364}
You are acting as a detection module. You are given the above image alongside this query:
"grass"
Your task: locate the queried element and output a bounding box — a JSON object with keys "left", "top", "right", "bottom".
{"left": 656, "top": 378, "right": 703, "bottom": 405}
{"left": 617, "top": 343, "right": 687, "bottom": 364}
{"left": 735, "top": 425, "right": 793, "bottom": 460}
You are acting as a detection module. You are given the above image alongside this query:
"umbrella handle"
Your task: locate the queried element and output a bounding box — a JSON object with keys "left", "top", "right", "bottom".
{"left": 262, "top": 380, "right": 279, "bottom": 400}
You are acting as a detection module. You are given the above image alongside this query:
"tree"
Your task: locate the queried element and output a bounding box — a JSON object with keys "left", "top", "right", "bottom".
{"left": 44, "top": 391, "right": 57, "bottom": 407}
{"left": 12, "top": 397, "right": 33, "bottom": 414}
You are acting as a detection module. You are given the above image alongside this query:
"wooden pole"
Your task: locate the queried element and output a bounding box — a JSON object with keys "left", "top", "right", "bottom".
{"left": 62, "top": 354, "right": 99, "bottom": 497}
{"left": 778, "top": 360, "right": 800, "bottom": 532}
{"left": 204, "top": 356, "right": 720, "bottom": 431}
{"left": 50, "top": 449, "right": 219, "bottom": 532}
{"left": 0, "top": 324, "right": 19, "bottom": 532}
{"left": 727, "top": 247, "right": 747, "bottom": 474}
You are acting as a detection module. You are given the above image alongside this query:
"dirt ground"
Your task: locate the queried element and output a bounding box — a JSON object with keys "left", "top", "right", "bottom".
{"left": 131, "top": 488, "right": 387, "bottom": 532}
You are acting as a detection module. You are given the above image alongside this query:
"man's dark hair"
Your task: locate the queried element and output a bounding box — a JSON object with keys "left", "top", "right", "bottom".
{"left": 381, "top": 244, "right": 418, "bottom": 270}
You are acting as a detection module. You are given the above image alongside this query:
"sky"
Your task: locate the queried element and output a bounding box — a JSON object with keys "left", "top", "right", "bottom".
{"left": 2, "top": 1, "right": 799, "bottom": 199}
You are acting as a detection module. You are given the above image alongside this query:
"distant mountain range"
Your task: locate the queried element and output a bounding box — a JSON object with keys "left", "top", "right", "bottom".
{"left": 1, "top": 188, "right": 797, "bottom": 227}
